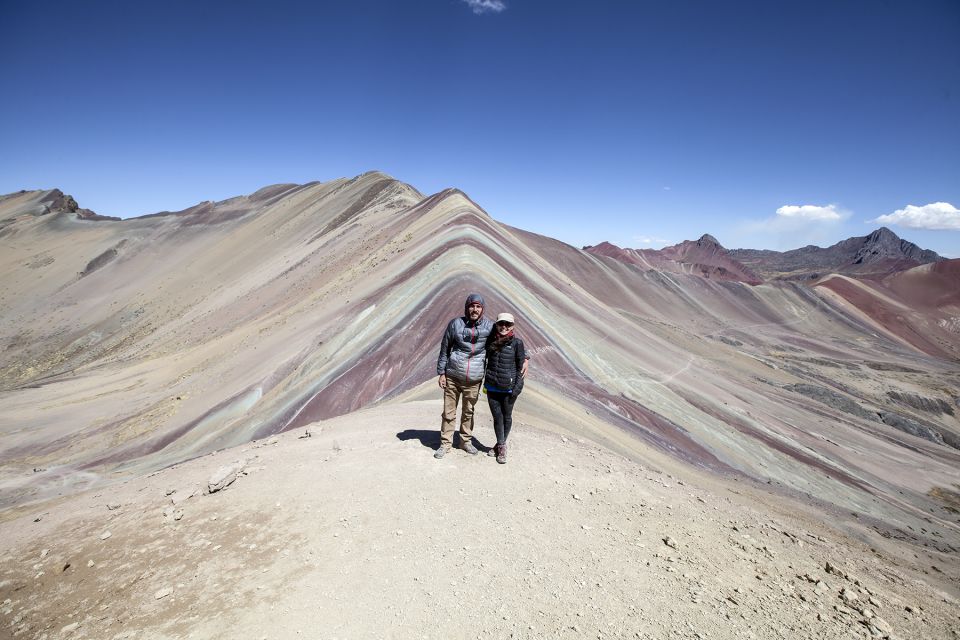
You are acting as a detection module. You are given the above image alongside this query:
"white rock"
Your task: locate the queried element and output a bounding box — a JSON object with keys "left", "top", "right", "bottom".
{"left": 154, "top": 587, "right": 172, "bottom": 600}
{"left": 868, "top": 616, "right": 892, "bottom": 634}
{"left": 840, "top": 587, "right": 859, "bottom": 604}
{"left": 170, "top": 491, "right": 192, "bottom": 506}
{"left": 100, "top": 531, "right": 112, "bottom": 540}
{"left": 61, "top": 622, "right": 79, "bottom": 633}
{"left": 207, "top": 461, "right": 245, "bottom": 494}
{"left": 107, "top": 502, "right": 121, "bottom": 510}
{"left": 663, "top": 536, "right": 679, "bottom": 550}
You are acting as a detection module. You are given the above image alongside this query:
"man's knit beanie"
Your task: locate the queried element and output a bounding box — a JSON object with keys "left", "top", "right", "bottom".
{"left": 464, "top": 293, "right": 485, "bottom": 313}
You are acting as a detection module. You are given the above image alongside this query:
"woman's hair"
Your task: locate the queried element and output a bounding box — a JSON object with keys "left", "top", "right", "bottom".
{"left": 488, "top": 325, "right": 515, "bottom": 352}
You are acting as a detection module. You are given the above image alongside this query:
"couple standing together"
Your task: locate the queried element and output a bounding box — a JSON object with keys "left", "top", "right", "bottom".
{"left": 435, "top": 293, "right": 529, "bottom": 464}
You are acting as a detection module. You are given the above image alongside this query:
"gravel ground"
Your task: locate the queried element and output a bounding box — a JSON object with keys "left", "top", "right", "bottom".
{"left": 1, "top": 400, "right": 957, "bottom": 640}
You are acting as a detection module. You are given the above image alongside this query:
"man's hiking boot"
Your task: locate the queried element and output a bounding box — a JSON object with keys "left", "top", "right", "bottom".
{"left": 434, "top": 447, "right": 449, "bottom": 459}
{"left": 496, "top": 444, "right": 507, "bottom": 464}
{"left": 487, "top": 445, "right": 498, "bottom": 457}
{"left": 460, "top": 441, "right": 479, "bottom": 455}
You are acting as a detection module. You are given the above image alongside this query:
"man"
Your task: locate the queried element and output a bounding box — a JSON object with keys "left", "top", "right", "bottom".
{"left": 435, "top": 293, "right": 494, "bottom": 458}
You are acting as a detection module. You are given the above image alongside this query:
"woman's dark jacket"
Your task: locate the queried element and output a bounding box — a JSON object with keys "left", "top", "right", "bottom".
{"left": 484, "top": 336, "right": 527, "bottom": 397}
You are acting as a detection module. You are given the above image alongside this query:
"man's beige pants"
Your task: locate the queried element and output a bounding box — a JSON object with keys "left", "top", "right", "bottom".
{"left": 440, "top": 377, "right": 482, "bottom": 450}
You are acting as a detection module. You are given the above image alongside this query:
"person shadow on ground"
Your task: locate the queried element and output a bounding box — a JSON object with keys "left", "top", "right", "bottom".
{"left": 395, "top": 429, "right": 494, "bottom": 454}
{"left": 395, "top": 429, "right": 439, "bottom": 449}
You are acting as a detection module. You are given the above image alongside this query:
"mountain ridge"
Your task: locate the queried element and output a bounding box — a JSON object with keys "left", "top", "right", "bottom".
{"left": 586, "top": 227, "right": 942, "bottom": 285}
{"left": 584, "top": 234, "right": 764, "bottom": 285}
{"left": 7, "top": 182, "right": 942, "bottom": 282}
{"left": 0, "top": 173, "right": 958, "bottom": 563}
{"left": 728, "top": 226, "right": 943, "bottom": 280}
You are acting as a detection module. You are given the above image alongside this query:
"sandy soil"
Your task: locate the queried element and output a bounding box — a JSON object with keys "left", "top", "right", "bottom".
{"left": 2, "top": 397, "right": 957, "bottom": 640}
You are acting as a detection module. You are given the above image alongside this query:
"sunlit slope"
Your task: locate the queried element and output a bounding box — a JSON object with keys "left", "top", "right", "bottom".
{"left": 1, "top": 174, "right": 958, "bottom": 542}
{"left": 815, "top": 260, "right": 960, "bottom": 360}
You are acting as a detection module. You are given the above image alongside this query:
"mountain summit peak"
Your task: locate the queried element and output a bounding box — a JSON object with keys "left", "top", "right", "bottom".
{"left": 866, "top": 226, "right": 899, "bottom": 242}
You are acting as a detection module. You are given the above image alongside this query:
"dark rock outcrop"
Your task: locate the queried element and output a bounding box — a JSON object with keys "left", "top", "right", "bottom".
{"left": 887, "top": 391, "right": 955, "bottom": 416}
{"left": 853, "top": 227, "right": 940, "bottom": 263}
{"left": 40, "top": 189, "right": 118, "bottom": 221}
{"left": 41, "top": 189, "right": 80, "bottom": 214}
{"left": 784, "top": 384, "right": 954, "bottom": 448}
{"left": 878, "top": 412, "right": 946, "bottom": 446}
{"left": 783, "top": 383, "right": 876, "bottom": 421}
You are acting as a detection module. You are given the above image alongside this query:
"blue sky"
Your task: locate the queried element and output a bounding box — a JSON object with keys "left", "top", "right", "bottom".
{"left": 2, "top": 0, "right": 958, "bottom": 256}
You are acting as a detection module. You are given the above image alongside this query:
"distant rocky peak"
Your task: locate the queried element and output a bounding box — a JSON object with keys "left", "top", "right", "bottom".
{"left": 856, "top": 226, "right": 941, "bottom": 263}
{"left": 863, "top": 226, "right": 901, "bottom": 248}
{"left": 582, "top": 240, "right": 611, "bottom": 249}
{"left": 41, "top": 189, "right": 80, "bottom": 214}
{"left": 729, "top": 227, "right": 942, "bottom": 279}
{"left": 38, "top": 188, "right": 117, "bottom": 221}
{"left": 869, "top": 226, "right": 898, "bottom": 240}
{"left": 696, "top": 233, "right": 722, "bottom": 248}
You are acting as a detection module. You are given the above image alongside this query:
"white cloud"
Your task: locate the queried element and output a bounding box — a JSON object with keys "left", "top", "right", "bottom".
{"left": 775, "top": 204, "right": 843, "bottom": 221}
{"left": 463, "top": 0, "right": 507, "bottom": 14}
{"left": 870, "top": 202, "right": 960, "bottom": 230}
{"left": 738, "top": 203, "right": 850, "bottom": 248}
{"left": 632, "top": 235, "right": 669, "bottom": 247}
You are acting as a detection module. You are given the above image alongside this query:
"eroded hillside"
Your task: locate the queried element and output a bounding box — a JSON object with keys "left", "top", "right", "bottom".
{"left": 0, "top": 174, "right": 958, "bottom": 559}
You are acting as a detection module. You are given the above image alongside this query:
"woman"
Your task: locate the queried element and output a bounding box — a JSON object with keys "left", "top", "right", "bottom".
{"left": 484, "top": 312, "right": 529, "bottom": 464}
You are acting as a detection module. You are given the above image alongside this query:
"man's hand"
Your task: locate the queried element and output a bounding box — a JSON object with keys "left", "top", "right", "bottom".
{"left": 521, "top": 360, "right": 529, "bottom": 377}
{"left": 438, "top": 374, "right": 447, "bottom": 389}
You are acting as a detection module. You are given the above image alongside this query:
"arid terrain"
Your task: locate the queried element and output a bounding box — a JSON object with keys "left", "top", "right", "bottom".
{"left": 0, "top": 173, "right": 958, "bottom": 638}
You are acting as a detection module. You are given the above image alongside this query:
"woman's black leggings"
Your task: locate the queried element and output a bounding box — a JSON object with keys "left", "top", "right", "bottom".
{"left": 487, "top": 391, "right": 516, "bottom": 445}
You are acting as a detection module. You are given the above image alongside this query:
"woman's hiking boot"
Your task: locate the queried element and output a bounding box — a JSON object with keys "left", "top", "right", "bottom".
{"left": 496, "top": 443, "right": 507, "bottom": 464}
